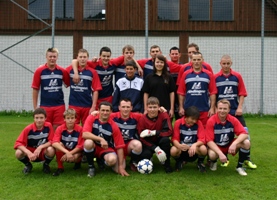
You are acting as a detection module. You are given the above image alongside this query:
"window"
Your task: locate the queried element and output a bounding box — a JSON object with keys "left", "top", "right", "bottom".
{"left": 158, "top": 0, "right": 179, "bottom": 21}
{"left": 189, "top": 0, "right": 234, "bottom": 21}
{"left": 55, "top": 0, "right": 74, "bottom": 19}
{"left": 212, "top": 0, "right": 234, "bottom": 21}
{"left": 188, "top": 0, "right": 210, "bottom": 21}
{"left": 84, "top": 0, "right": 106, "bottom": 20}
{"left": 28, "top": 0, "right": 50, "bottom": 19}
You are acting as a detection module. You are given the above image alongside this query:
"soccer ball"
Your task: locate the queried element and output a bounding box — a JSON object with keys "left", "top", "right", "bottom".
{"left": 137, "top": 159, "right": 153, "bottom": 174}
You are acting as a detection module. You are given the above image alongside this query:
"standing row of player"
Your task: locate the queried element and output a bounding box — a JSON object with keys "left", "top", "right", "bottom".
{"left": 14, "top": 43, "right": 257, "bottom": 177}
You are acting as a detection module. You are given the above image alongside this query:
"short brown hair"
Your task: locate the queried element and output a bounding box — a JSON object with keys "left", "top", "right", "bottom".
{"left": 147, "top": 97, "right": 160, "bottom": 106}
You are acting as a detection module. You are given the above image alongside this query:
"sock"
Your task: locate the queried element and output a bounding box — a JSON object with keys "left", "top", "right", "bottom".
{"left": 130, "top": 149, "right": 142, "bottom": 163}
{"left": 44, "top": 154, "right": 54, "bottom": 166}
{"left": 237, "top": 148, "right": 250, "bottom": 168}
{"left": 198, "top": 156, "right": 205, "bottom": 164}
{"left": 55, "top": 151, "right": 64, "bottom": 169}
{"left": 19, "top": 156, "right": 31, "bottom": 166}
{"left": 84, "top": 148, "right": 95, "bottom": 168}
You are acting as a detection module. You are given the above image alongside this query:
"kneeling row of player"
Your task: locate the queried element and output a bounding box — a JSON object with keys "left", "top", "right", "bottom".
{"left": 14, "top": 97, "right": 253, "bottom": 177}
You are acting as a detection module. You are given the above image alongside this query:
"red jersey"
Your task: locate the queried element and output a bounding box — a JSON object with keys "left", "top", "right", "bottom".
{"left": 83, "top": 115, "right": 125, "bottom": 149}
{"left": 206, "top": 113, "right": 247, "bottom": 147}
{"left": 172, "top": 118, "right": 205, "bottom": 145}
{"left": 14, "top": 122, "right": 54, "bottom": 149}
{"left": 52, "top": 123, "right": 84, "bottom": 150}
{"left": 137, "top": 112, "right": 172, "bottom": 149}
{"left": 176, "top": 61, "right": 214, "bottom": 85}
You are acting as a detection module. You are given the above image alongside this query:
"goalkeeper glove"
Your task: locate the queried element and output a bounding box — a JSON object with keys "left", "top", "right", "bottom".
{"left": 154, "top": 146, "right": 167, "bottom": 163}
{"left": 140, "top": 129, "right": 156, "bottom": 138}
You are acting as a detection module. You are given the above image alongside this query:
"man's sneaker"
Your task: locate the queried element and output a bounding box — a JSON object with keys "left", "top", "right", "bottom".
{"left": 209, "top": 161, "right": 217, "bottom": 171}
{"left": 96, "top": 158, "right": 105, "bottom": 170}
{"left": 220, "top": 160, "right": 230, "bottom": 167}
{"left": 73, "top": 162, "right": 81, "bottom": 170}
{"left": 22, "top": 163, "right": 33, "bottom": 174}
{"left": 244, "top": 160, "right": 257, "bottom": 169}
{"left": 43, "top": 164, "right": 51, "bottom": 174}
{"left": 87, "top": 168, "right": 96, "bottom": 178}
{"left": 197, "top": 162, "right": 207, "bottom": 173}
{"left": 236, "top": 167, "right": 247, "bottom": 176}
{"left": 130, "top": 162, "right": 138, "bottom": 172}
{"left": 175, "top": 159, "right": 183, "bottom": 171}
{"left": 52, "top": 168, "right": 64, "bottom": 176}
{"left": 165, "top": 166, "right": 173, "bottom": 173}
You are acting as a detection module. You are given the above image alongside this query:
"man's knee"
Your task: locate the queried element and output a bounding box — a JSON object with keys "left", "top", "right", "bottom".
{"left": 84, "top": 139, "right": 95, "bottom": 150}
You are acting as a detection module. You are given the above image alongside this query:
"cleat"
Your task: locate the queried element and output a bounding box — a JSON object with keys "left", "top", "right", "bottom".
{"left": 22, "top": 163, "right": 33, "bottom": 174}
{"left": 197, "top": 162, "right": 207, "bottom": 173}
{"left": 130, "top": 162, "right": 138, "bottom": 172}
{"left": 175, "top": 159, "right": 183, "bottom": 172}
{"left": 244, "top": 160, "right": 257, "bottom": 169}
{"left": 236, "top": 167, "right": 247, "bottom": 176}
{"left": 52, "top": 168, "right": 64, "bottom": 176}
{"left": 209, "top": 161, "right": 217, "bottom": 171}
{"left": 96, "top": 158, "right": 105, "bottom": 170}
{"left": 87, "top": 168, "right": 96, "bottom": 178}
{"left": 221, "top": 160, "right": 230, "bottom": 167}
{"left": 165, "top": 166, "right": 173, "bottom": 173}
{"left": 73, "top": 162, "right": 81, "bottom": 170}
{"left": 43, "top": 164, "right": 51, "bottom": 174}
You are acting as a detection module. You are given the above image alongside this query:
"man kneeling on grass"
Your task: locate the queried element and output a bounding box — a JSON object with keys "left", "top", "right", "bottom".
{"left": 52, "top": 108, "right": 84, "bottom": 176}
{"left": 206, "top": 99, "right": 251, "bottom": 176}
{"left": 170, "top": 106, "right": 207, "bottom": 173}
{"left": 82, "top": 101, "right": 129, "bottom": 177}
{"left": 14, "top": 108, "right": 55, "bottom": 174}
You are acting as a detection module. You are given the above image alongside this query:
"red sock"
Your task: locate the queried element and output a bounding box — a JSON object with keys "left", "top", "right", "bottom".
{"left": 55, "top": 151, "right": 64, "bottom": 169}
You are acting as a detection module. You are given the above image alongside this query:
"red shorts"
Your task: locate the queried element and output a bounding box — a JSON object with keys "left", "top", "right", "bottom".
{"left": 96, "top": 96, "right": 113, "bottom": 110}
{"left": 94, "top": 145, "right": 116, "bottom": 158}
{"left": 218, "top": 139, "right": 237, "bottom": 156}
{"left": 123, "top": 141, "right": 132, "bottom": 158}
{"left": 199, "top": 111, "right": 208, "bottom": 127}
{"left": 27, "top": 147, "right": 46, "bottom": 161}
{"left": 69, "top": 105, "right": 90, "bottom": 125}
{"left": 41, "top": 105, "right": 65, "bottom": 126}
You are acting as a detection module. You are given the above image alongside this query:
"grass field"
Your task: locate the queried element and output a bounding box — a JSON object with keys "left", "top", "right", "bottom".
{"left": 0, "top": 115, "right": 276, "bottom": 200}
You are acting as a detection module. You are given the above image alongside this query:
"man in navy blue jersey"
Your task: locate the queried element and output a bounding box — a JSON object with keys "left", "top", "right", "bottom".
{"left": 214, "top": 55, "right": 257, "bottom": 169}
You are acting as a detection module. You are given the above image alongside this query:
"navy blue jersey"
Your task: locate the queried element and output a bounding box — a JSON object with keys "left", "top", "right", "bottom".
{"left": 112, "top": 76, "right": 144, "bottom": 112}
{"left": 215, "top": 69, "right": 247, "bottom": 115}
{"left": 110, "top": 112, "right": 142, "bottom": 143}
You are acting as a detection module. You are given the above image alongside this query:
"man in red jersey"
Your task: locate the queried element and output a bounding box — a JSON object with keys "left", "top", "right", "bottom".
{"left": 32, "top": 48, "right": 70, "bottom": 130}
{"left": 206, "top": 99, "right": 251, "bottom": 176}
{"left": 14, "top": 108, "right": 55, "bottom": 174}
{"left": 82, "top": 101, "right": 129, "bottom": 177}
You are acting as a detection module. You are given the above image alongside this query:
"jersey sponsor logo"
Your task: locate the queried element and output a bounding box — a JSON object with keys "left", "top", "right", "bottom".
{"left": 43, "top": 79, "right": 62, "bottom": 92}
{"left": 218, "top": 86, "right": 237, "bottom": 100}
{"left": 49, "top": 79, "right": 58, "bottom": 86}
{"left": 71, "top": 79, "right": 88, "bottom": 92}
{"left": 224, "top": 86, "right": 233, "bottom": 94}
{"left": 182, "top": 136, "right": 193, "bottom": 146}
{"left": 192, "top": 82, "right": 201, "bottom": 90}
{"left": 187, "top": 82, "right": 206, "bottom": 96}
{"left": 102, "top": 75, "right": 112, "bottom": 87}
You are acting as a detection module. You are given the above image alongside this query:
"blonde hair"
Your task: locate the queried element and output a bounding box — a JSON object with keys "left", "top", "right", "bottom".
{"left": 63, "top": 108, "right": 77, "bottom": 118}
{"left": 217, "top": 99, "right": 231, "bottom": 109}
{"left": 46, "top": 47, "right": 59, "bottom": 55}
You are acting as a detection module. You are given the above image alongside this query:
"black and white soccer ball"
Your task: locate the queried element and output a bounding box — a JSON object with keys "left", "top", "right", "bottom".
{"left": 137, "top": 159, "right": 153, "bottom": 174}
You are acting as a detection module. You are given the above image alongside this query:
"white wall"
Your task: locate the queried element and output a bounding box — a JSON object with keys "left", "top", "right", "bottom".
{"left": 0, "top": 35, "right": 276, "bottom": 114}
